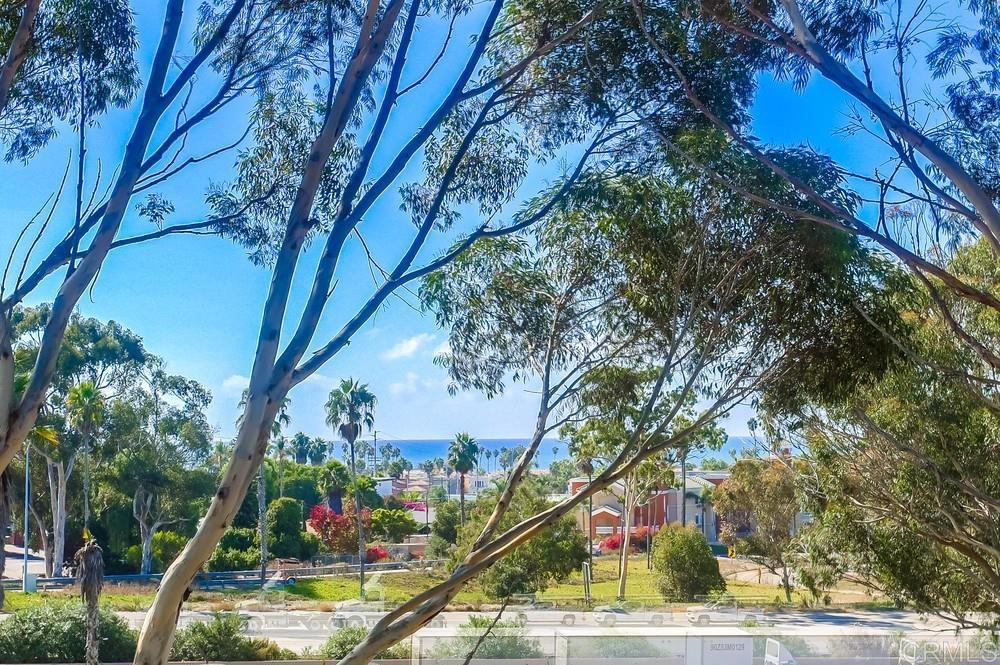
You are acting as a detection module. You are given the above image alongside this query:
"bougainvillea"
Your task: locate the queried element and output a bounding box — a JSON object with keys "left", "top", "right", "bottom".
{"left": 366, "top": 546, "right": 390, "bottom": 563}
{"left": 309, "top": 503, "right": 371, "bottom": 554}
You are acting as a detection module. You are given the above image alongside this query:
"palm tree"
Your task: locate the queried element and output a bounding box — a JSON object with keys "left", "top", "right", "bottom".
{"left": 447, "top": 432, "right": 480, "bottom": 526}
{"left": 74, "top": 539, "right": 104, "bottom": 665}
{"left": 291, "top": 431, "right": 311, "bottom": 465}
{"left": 325, "top": 378, "right": 377, "bottom": 598}
{"left": 309, "top": 437, "right": 327, "bottom": 466}
{"left": 418, "top": 460, "right": 436, "bottom": 528}
{"left": 66, "top": 381, "right": 104, "bottom": 536}
{"left": 208, "top": 440, "right": 231, "bottom": 477}
{"left": 269, "top": 398, "right": 291, "bottom": 495}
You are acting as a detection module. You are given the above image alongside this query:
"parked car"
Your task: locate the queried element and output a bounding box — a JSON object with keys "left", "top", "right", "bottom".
{"left": 686, "top": 599, "right": 769, "bottom": 626}
{"left": 593, "top": 604, "right": 667, "bottom": 626}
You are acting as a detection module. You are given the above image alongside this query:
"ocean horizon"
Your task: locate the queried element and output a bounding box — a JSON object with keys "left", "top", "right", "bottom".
{"left": 360, "top": 435, "right": 758, "bottom": 470}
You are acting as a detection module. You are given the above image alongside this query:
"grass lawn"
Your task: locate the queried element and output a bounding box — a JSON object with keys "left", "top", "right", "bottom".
{"left": 538, "top": 555, "right": 886, "bottom": 609}
{"left": 2, "top": 555, "right": 888, "bottom": 613}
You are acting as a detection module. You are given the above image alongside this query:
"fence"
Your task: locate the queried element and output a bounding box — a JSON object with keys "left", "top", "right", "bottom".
{"left": 0, "top": 559, "right": 444, "bottom": 591}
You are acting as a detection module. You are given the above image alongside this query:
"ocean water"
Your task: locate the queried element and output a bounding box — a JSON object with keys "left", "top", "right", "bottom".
{"left": 366, "top": 435, "right": 758, "bottom": 470}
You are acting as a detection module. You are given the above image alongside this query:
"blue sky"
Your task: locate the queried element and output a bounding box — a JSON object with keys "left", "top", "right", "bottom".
{"left": 0, "top": 2, "right": 891, "bottom": 444}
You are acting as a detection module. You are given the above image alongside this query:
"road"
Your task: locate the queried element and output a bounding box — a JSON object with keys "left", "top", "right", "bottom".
{"left": 114, "top": 607, "right": 964, "bottom": 654}
{"left": 1, "top": 545, "right": 47, "bottom": 579}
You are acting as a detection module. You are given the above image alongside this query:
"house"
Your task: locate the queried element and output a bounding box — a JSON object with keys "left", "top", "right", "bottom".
{"left": 446, "top": 469, "right": 505, "bottom": 498}
{"left": 568, "top": 469, "right": 726, "bottom": 544}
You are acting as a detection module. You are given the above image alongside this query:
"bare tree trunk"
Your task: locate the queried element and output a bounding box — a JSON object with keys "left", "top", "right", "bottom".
{"left": 780, "top": 563, "right": 792, "bottom": 603}
{"left": 48, "top": 460, "right": 71, "bottom": 576}
{"left": 0, "top": 0, "right": 41, "bottom": 115}
{"left": 140, "top": 522, "right": 154, "bottom": 576}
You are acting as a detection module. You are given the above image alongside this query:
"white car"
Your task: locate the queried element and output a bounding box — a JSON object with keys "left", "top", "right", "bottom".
{"left": 593, "top": 604, "right": 668, "bottom": 626}
{"left": 686, "top": 600, "right": 768, "bottom": 626}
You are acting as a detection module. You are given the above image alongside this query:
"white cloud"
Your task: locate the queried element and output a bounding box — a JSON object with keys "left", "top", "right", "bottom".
{"left": 390, "top": 372, "right": 422, "bottom": 395}
{"left": 389, "top": 372, "right": 448, "bottom": 396}
{"left": 221, "top": 374, "right": 250, "bottom": 394}
{"left": 432, "top": 340, "right": 451, "bottom": 356}
{"left": 381, "top": 333, "right": 435, "bottom": 361}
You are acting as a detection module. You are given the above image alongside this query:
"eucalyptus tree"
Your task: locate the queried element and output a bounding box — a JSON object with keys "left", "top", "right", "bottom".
{"left": 13, "top": 309, "right": 146, "bottom": 577}
{"left": 562, "top": 366, "right": 724, "bottom": 600}
{"left": 0, "top": 0, "right": 321, "bottom": 586}
{"left": 378, "top": 169, "right": 900, "bottom": 665}
{"left": 326, "top": 378, "right": 377, "bottom": 597}
{"left": 0, "top": 0, "right": 137, "bottom": 161}
{"left": 129, "top": 0, "right": 690, "bottom": 657}
{"left": 447, "top": 432, "right": 479, "bottom": 525}
{"left": 784, "top": 244, "right": 1000, "bottom": 629}
{"left": 714, "top": 458, "right": 802, "bottom": 602}
{"left": 628, "top": 0, "right": 1000, "bottom": 396}
{"left": 102, "top": 364, "right": 214, "bottom": 575}
{"left": 0, "top": 0, "right": 41, "bottom": 117}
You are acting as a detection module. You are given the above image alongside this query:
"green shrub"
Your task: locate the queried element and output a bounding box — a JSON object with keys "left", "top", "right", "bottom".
{"left": 123, "top": 544, "right": 143, "bottom": 571}
{"left": 429, "top": 615, "right": 542, "bottom": 660}
{"left": 370, "top": 508, "right": 419, "bottom": 543}
{"left": 0, "top": 603, "right": 137, "bottom": 663}
{"left": 267, "top": 497, "right": 304, "bottom": 558}
{"left": 652, "top": 524, "right": 726, "bottom": 602}
{"left": 170, "top": 613, "right": 296, "bottom": 661}
{"left": 220, "top": 526, "right": 259, "bottom": 551}
{"left": 207, "top": 546, "right": 259, "bottom": 571}
{"left": 301, "top": 531, "right": 321, "bottom": 560}
{"left": 152, "top": 530, "right": 188, "bottom": 570}
{"left": 321, "top": 626, "right": 412, "bottom": 660}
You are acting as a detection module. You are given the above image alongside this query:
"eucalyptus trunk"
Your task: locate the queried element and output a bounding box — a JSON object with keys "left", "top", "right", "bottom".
{"left": 139, "top": 523, "right": 156, "bottom": 576}
{"left": 47, "top": 458, "right": 74, "bottom": 576}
